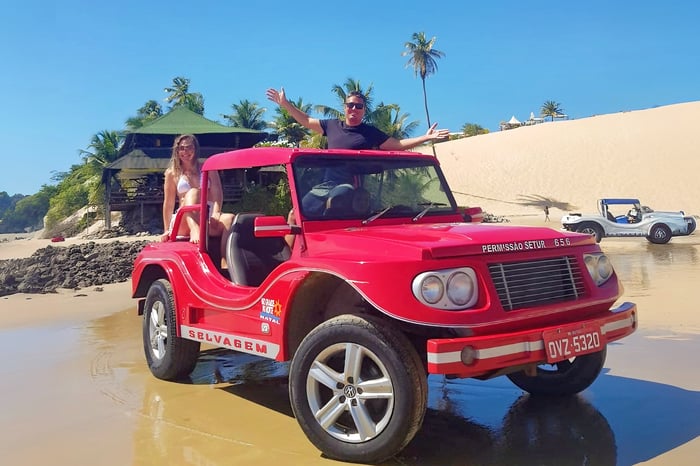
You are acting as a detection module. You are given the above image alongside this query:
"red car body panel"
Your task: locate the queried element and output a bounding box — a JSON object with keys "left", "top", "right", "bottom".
{"left": 132, "top": 147, "right": 637, "bottom": 374}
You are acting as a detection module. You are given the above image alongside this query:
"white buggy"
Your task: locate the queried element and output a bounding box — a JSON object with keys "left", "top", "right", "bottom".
{"left": 561, "top": 198, "right": 696, "bottom": 244}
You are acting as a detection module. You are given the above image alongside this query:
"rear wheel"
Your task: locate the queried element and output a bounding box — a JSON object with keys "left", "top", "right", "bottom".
{"left": 506, "top": 348, "right": 607, "bottom": 396}
{"left": 647, "top": 223, "right": 672, "bottom": 244}
{"left": 575, "top": 222, "right": 603, "bottom": 243}
{"left": 143, "top": 279, "right": 200, "bottom": 380}
{"left": 289, "top": 314, "right": 427, "bottom": 463}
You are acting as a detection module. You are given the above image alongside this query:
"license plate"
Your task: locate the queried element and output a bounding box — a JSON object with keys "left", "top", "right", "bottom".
{"left": 542, "top": 324, "right": 602, "bottom": 363}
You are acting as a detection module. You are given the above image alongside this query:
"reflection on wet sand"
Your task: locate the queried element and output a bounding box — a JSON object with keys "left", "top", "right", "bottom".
{"left": 123, "top": 345, "right": 700, "bottom": 466}
{"left": 398, "top": 386, "right": 617, "bottom": 465}
{"left": 603, "top": 236, "right": 700, "bottom": 333}
{"left": 606, "top": 238, "right": 699, "bottom": 295}
{"left": 128, "top": 345, "right": 622, "bottom": 466}
{"left": 1, "top": 237, "right": 699, "bottom": 465}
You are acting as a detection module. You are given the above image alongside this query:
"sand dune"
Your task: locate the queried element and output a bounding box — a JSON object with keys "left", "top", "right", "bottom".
{"left": 426, "top": 101, "right": 700, "bottom": 221}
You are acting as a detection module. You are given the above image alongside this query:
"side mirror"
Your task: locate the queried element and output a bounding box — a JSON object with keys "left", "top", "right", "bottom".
{"left": 462, "top": 206, "right": 484, "bottom": 223}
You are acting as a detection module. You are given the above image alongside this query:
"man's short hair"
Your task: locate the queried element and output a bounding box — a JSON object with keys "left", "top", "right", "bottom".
{"left": 346, "top": 91, "right": 366, "bottom": 104}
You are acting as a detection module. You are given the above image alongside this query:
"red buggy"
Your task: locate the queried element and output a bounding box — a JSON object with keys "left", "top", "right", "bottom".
{"left": 132, "top": 147, "right": 636, "bottom": 463}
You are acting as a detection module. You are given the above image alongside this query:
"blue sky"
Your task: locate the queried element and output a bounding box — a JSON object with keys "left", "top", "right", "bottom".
{"left": 2, "top": 0, "right": 698, "bottom": 196}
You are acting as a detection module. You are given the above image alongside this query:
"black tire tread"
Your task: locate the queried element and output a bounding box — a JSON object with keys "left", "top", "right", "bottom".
{"left": 143, "top": 279, "right": 200, "bottom": 380}
{"left": 506, "top": 347, "right": 607, "bottom": 396}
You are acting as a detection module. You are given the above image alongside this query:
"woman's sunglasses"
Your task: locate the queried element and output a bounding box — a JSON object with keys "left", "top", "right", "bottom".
{"left": 345, "top": 102, "right": 365, "bottom": 110}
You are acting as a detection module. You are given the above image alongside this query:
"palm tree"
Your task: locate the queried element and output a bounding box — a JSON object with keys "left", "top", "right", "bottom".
{"left": 78, "top": 130, "right": 124, "bottom": 208}
{"left": 79, "top": 130, "right": 123, "bottom": 168}
{"left": 164, "top": 76, "right": 205, "bottom": 115}
{"left": 402, "top": 32, "right": 445, "bottom": 132}
{"left": 222, "top": 99, "right": 267, "bottom": 130}
{"left": 372, "top": 104, "right": 420, "bottom": 139}
{"left": 269, "top": 97, "right": 312, "bottom": 147}
{"left": 314, "top": 78, "right": 376, "bottom": 121}
{"left": 541, "top": 100, "right": 564, "bottom": 121}
{"left": 125, "top": 100, "right": 163, "bottom": 130}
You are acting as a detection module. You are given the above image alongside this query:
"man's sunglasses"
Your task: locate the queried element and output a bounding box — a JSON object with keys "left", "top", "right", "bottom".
{"left": 345, "top": 102, "right": 365, "bottom": 110}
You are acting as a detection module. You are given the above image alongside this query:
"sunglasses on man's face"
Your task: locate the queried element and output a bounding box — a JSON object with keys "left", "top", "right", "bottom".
{"left": 345, "top": 102, "right": 365, "bottom": 110}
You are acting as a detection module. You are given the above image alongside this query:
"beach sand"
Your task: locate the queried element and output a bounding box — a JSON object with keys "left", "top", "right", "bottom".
{"left": 1, "top": 102, "right": 699, "bottom": 464}
{"left": 423, "top": 101, "right": 700, "bottom": 221}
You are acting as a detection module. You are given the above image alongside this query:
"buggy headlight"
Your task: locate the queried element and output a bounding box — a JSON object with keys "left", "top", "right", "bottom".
{"left": 584, "top": 253, "right": 614, "bottom": 286}
{"left": 420, "top": 275, "right": 444, "bottom": 304}
{"left": 413, "top": 268, "right": 478, "bottom": 310}
{"left": 447, "top": 271, "right": 476, "bottom": 306}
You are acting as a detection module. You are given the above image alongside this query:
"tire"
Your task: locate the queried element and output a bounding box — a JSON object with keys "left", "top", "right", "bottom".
{"left": 575, "top": 222, "right": 603, "bottom": 243}
{"left": 506, "top": 347, "right": 606, "bottom": 396}
{"left": 289, "top": 314, "right": 427, "bottom": 463}
{"left": 143, "top": 279, "right": 200, "bottom": 380}
{"left": 686, "top": 217, "right": 697, "bottom": 235}
{"left": 647, "top": 223, "right": 672, "bottom": 244}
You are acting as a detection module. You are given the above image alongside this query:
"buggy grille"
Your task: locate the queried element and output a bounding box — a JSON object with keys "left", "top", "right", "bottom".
{"left": 488, "top": 256, "right": 585, "bottom": 311}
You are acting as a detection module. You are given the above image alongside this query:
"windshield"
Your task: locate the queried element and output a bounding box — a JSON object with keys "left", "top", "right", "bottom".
{"left": 292, "top": 155, "right": 457, "bottom": 220}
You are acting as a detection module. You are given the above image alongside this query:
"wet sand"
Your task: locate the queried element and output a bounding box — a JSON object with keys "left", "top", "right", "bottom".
{"left": 1, "top": 233, "right": 699, "bottom": 465}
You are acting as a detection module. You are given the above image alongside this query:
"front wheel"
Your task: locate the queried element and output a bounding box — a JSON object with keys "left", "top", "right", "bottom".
{"left": 647, "top": 223, "right": 672, "bottom": 244}
{"left": 575, "top": 222, "right": 603, "bottom": 243}
{"left": 506, "top": 348, "right": 607, "bottom": 396}
{"left": 289, "top": 314, "right": 427, "bottom": 464}
{"left": 143, "top": 279, "right": 200, "bottom": 380}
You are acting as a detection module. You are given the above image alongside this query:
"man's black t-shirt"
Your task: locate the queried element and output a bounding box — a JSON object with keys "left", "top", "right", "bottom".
{"left": 302, "top": 119, "right": 389, "bottom": 215}
{"left": 320, "top": 119, "right": 390, "bottom": 149}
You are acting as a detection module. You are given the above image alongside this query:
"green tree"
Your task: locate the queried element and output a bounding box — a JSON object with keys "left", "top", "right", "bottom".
{"left": 372, "top": 104, "right": 420, "bottom": 139}
{"left": 222, "top": 99, "right": 267, "bottom": 130}
{"left": 0, "top": 187, "right": 56, "bottom": 233}
{"left": 461, "top": 123, "right": 489, "bottom": 137}
{"left": 316, "top": 78, "right": 417, "bottom": 132}
{"left": 125, "top": 100, "right": 163, "bottom": 130}
{"left": 0, "top": 192, "right": 17, "bottom": 216}
{"left": 43, "top": 164, "right": 94, "bottom": 230}
{"left": 541, "top": 100, "right": 564, "bottom": 121}
{"left": 78, "top": 130, "right": 123, "bottom": 209}
{"left": 315, "top": 78, "right": 376, "bottom": 121}
{"left": 269, "top": 97, "right": 312, "bottom": 147}
{"left": 79, "top": 130, "right": 123, "bottom": 168}
{"left": 230, "top": 179, "right": 291, "bottom": 217}
{"left": 402, "top": 32, "right": 445, "bottom": 133}
{"left": 311, "top": 79, "right": 421, "bottom": 144}
{"left": 164, "top": 76, "right": 204, "bottom": 115}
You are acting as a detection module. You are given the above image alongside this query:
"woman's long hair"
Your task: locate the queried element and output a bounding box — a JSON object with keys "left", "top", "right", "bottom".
{"left": 169, "top": 134, "right": 200, "bottom": 176}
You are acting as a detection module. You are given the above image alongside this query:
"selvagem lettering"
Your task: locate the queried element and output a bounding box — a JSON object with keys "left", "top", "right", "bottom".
{"left": 182, "top": 325, "right": 280, "bottom": 358}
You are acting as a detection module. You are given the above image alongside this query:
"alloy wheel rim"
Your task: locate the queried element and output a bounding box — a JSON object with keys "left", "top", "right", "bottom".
{"left": 149, "top": 301, "right": 168, "bottom": 359}
{"left": 306, "top": 342, "right": 395, "bottom": 443}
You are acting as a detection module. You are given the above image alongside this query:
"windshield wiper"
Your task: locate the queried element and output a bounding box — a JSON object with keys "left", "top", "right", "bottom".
{"left": 362, "top": 205, "right": 394, "bottom": 224}
{"left": 412, "top": 202, "right": 446, "bottom": 222}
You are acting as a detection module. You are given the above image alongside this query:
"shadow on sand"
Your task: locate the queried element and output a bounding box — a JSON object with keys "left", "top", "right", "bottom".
{"left": 174, "top": 348, "right": 700, "bottom": 466}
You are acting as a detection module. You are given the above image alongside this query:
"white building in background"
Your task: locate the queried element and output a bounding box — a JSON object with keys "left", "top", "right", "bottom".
{"left": 524, "top": 112, "right": 545, "bottom": 125}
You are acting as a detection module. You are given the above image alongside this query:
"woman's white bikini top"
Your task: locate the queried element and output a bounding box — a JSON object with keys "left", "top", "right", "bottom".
{"left": 177, "top": 174, "right": 195, "bottom": 194}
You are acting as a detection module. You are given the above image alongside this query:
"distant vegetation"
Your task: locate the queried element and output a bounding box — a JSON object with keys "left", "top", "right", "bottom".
{"left": 0, "top": 188, "right": 55, "bottom": 234}
{"left": 4, "top": 31, "right": 556, "bottom": 234}
{"left": 460, "top": 123, "right": 489, "bottom": 137}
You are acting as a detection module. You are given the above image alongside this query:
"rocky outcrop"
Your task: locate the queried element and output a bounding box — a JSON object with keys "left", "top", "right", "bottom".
{"left": 0, "top": 240, "right": 151, "bottom": 297}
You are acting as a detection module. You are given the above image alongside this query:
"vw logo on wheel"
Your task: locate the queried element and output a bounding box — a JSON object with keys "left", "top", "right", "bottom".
{"left": 343, "top": 384, "right": 357, "bottom": 399}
